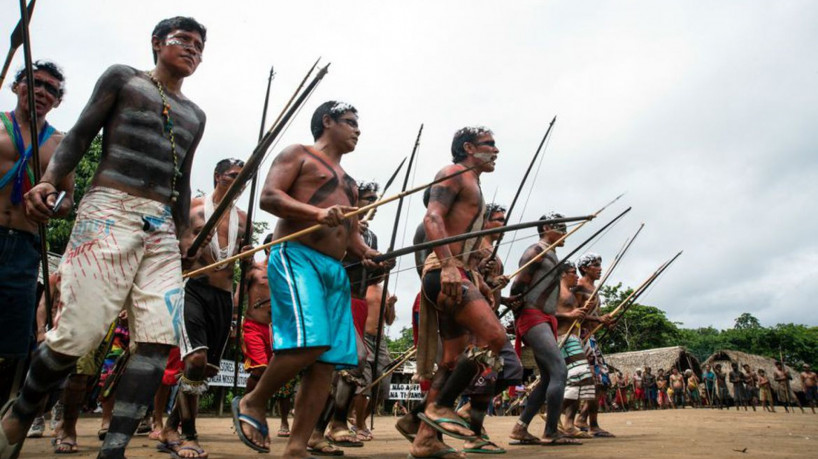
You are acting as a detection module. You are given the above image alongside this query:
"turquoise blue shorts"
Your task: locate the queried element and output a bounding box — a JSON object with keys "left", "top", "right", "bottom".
{"left": 268, "top": 241, "right": 357, "bottom": 368}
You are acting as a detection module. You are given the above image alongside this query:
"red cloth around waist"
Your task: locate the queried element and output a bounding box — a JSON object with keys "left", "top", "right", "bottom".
{"left": 351, "top": 297, "right": 368, "bottom": 338}
{"left": 514, "top": 308, "right": 558, "bottom": 358}
{"left": 412, "top": 292, "right": 421, "bottom": 346}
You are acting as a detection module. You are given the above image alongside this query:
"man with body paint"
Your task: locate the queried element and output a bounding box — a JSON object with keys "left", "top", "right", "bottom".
{"left": 232, "top": 100, "right": 383, "bottom": 459}
{"left": 573, "top": 252, "right": 615, "bottom": 437}
{"left": 410, "top": 126, "right": 505, "bottom": 459}
{"left": 508, "top": 214, "right": 579, "bottom": 446}
{"left": 0, "top": 60, "right": 71, "bottom": 402}
{"left": 157, "top": 158, "right": 248, "bottom": 458}
{"left": 1, "top": 17, "right": 208, "bottom": 459}
{"left": 454, "top": 202, "right": 523, "bottom": 454}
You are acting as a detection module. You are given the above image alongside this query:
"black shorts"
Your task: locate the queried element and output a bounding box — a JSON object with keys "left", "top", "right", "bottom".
{"left": 422, "top": 268, "right": 471, "bottom": 340}
{"left": 180, "top": 278, "right": 233, "bottom": 369}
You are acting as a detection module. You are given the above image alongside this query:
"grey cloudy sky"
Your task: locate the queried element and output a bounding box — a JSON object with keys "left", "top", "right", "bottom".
{"left": 3, "top": 1, "right": 816, "bottom": 338}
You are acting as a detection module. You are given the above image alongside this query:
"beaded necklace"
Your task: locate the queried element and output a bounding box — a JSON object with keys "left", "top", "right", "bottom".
{"left": 148, "top": 71, "right": 181, "bottom": 203}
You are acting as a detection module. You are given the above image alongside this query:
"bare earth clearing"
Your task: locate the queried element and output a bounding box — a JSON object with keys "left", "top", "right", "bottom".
{"left": 20, "top": 408, "right": 817, "bottom": 458}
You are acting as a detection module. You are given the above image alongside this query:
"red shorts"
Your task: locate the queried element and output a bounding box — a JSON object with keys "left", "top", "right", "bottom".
{"left": 412, "top": 292, "right": 421, "bottom": 346}
{"left": 242, "top": 318, "right": 272, "bottom": 370}
{"left": 634, "top": 387, "right": 645, "bottom": 399}
{"left": 350, "top": 297, "right": 368, "bottom": 338}
{"left": 162, "top": 346, "right": 183, "bottom": 386}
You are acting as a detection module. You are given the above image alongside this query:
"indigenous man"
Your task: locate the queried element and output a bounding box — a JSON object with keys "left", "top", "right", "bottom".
{"left": 773, "top": 361, "right": 802, "bottom": 413}
{"left": 232, "top": 101, "right": 382, "bottom": 459}
{"left": 0, "top": 61, "right": 70, "bottom": 400}
{"left": 642, "top": 367, "right": 657, "bottom": 410}
{"left": 741, "top": 364, "right": 758, "bottom": 411}
{"left": 656, "top": 369, "right": 669, "bottom": 409}
{"left": 714, "top": 364, "right": 729, "bottom": 410}
{"left": 702, "top": 364, "right": 716, "bottom": 408}
{"left": 411, "top": 126, "right": 506, "bottom": 459}
{"left": 325, "top": 180, "right": 393, "bottom": 446}
{"left": 633, "top": 369, "right": 644, "bottom": 410}
{"left": 457, "top": 203, "right": 522, "bottom": 453}
{"left": 2, "top": 17, "right": 207, "bottom": 459}
{"left": 554, "top": 260, "right": 594, "bottom": 439}
{"left": 757, "top": 369, "right": 775, "bottom": 412}
{"left": 159, "top": 158, "right": 248, "bottom": 458}
{"left": 729, "top": 363, "right": 748, "bottom": 411}
{"left": 685, "top": 369, "right": 701, "bottom": 408}
{"left": 669, "top": 368, "right": 685, "bottom": 408}
{"left": 506, "top": 213, "right": 575, "bottom": 447}
{"left": 573, "top": 253, "right": 614, "bottom": 436}
{"left": 800, "top": 364, "right": 817, "bottom": 413}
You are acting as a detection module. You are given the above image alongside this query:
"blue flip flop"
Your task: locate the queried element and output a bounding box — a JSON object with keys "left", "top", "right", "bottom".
{"left": 417, "top": 413, "right": 476, "bottom": 441}
{"left": 231, "top": 397, "right": 270, "bottom": 453}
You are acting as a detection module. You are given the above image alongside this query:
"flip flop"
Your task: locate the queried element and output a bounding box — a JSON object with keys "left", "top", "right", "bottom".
{"left": 508, "top": 438, "right": 542, "bottom": 446}
{"left": 0, "top": 399, "right": 24, "bottom": 459}
{"left": 591, "top": 429, "right": 615, "bottom": 438}
{"left": 277, "top": 427, "right": 291, "bottom": 438}
{"left": 230, "top": 397, "right": 270, "bottom": 453}
{"left": 170, "top": 445, "right": 208, "bottom": 459}
{"left": 462, "top": 439, "right": 506, "bottom": 454}
{"left": 97, "top": 429, "right": 108, "bottom": 441}
{"left": 54, "top": 439, "right": 79, "bottom": 454}
{"left": 325, "top": 430, "right": 363, "bottom": 448}
{"left": 307, "top": 440, "right": 344, "bottom": 456}
{"left": 540, "top": 436, "right": 582, "bottom": 446}
{"left": 157, "top": 440, "right": 182, "bottom": 454}
{"left": 417, "top": 413, "right": 476, "bottom": 441}
{"left": 407, "top": 447, "right": 461, "bottom": 458}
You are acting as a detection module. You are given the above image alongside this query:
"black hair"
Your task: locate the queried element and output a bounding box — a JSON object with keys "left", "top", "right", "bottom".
{"left": 263, "top": 233, "right": 273, "bottom": 245}
{"left": 483, "top": 203, "right": 507, "bottom": 221}
{"left": 310, "top": 100, "right": 358, "bottom": 140}
{"left": 14, "top": 60, "right": 65, "bottom": 97}
{"left": 450, "top": 126, "right": 492, "bottom": 163}
{"left": 358, "top": 181, "right": 380, "bottom": 195}
{"left": 151, "top": 16, "right": 207, "bottom": 63}
{"left": 213, "top": 158, "right": 244, "bottom": 187}
{"left": 423, "top": 188, "right": 431, "bottom": 208}
{"left": 537, "top": 212, "right": 565, "bottom": 238}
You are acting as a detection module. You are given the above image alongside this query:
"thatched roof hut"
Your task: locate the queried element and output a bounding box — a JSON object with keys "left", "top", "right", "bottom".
{"left": 702, "top": 349, "right": 803, "bottom": 393}
{"left": 604, "top": 346, "right": 702, "bottom": 377}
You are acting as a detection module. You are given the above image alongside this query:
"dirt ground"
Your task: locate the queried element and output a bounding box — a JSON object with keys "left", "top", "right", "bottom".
{"left": 18, "top": 407, "right": 818, "bottom": 458}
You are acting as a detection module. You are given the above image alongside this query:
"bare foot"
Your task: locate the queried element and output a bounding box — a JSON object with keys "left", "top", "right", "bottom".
{"left": 173, "top": 438, "right": 208, "bottom": 458}
{"left": 410, "top": 430, "right": 465, "bottom": 459}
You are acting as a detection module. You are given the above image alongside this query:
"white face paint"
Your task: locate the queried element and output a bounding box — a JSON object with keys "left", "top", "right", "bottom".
{"left": 474, "top": 152, "right": 495, "bottom": 163}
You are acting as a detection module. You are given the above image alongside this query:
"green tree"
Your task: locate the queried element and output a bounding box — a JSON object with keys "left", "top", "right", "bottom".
{"left": 386, "top": 326, "right": 414, "bottom": 355}
{"left": 734, "top": 312, "right": 761, "bottom": 330}
{"left": 46, "top": 135, "right": 102, "bottom": 254}
{"left": 598, "top": 283, "right": 681, "bottom": 353}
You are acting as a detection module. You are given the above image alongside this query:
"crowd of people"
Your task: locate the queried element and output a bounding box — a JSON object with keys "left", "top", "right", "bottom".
{"left": 1, "top": 14, "right": 816, "bottom": 459}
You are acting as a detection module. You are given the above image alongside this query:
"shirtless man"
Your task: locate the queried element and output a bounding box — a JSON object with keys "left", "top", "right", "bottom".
{"left": 633, "top": 370, "right": 644, "bottom": 410}
{"left": 457, "top": 203, "right": 522, "bottom": 453}
{"left": 729, "top": 363, "right": 748, "bottom": 411}
{"left": 742, "top": 364, "right": 758, "bottom": 411}
{"left": 800, "top": 364, "right": 817, "bottom": 413}
{"left": 773, "top": 361, "right": 803, "bottom": 413}
{"left": 411, "top": 126, "right": 505, "bottom": 459}
{"left": 714, "top": 364, "right": 729, "bottom": 410}
{"left": 2, "top": 17, "right": 207, "bottom": 459}
{"left": 669, "top": 368, "right": 685, "bottom": 408}
{"left": 656, "top": 369, "right": 669, "bottom": 409}
{"left": 160, "top": 158, "right": 248, "bottom": 458}
{"left": 554, "top": 260, "right": 594, "bottom": 438}
{"left": 0, "top": 61, "right": 70, "bottom": 399}
{"left": 232, "top": 101, "right": 381, "bottom": 459}
{"left": 573, "top": 253, "right": 614, "bottom": 436}
{"left": 325, "top": 181, "right": 394, "bottom": 445}
{"left": 507, "top": 215, "right": 575, "bottom": 446}
{"left": 757, "top": 369, "right": 775, "bottom": 412}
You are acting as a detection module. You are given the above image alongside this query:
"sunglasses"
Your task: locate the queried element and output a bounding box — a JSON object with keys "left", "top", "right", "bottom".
{"left": 473, "top": 140, "right": 496, "bottom": 147}
{"left": 359, "top": 195, "right": 377, "bottom": 203}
